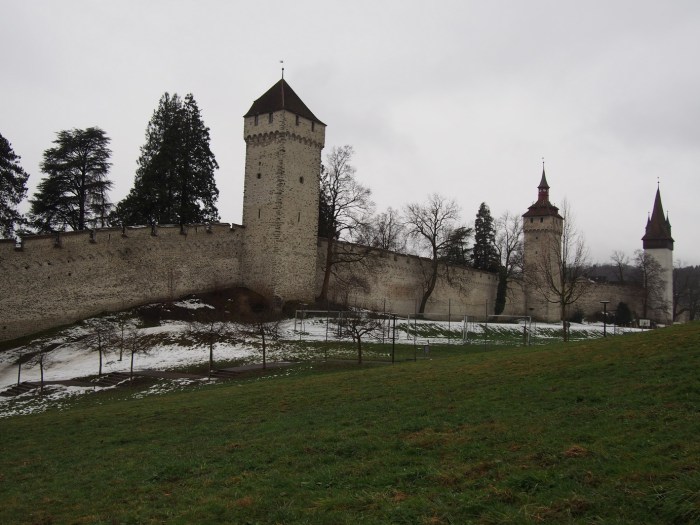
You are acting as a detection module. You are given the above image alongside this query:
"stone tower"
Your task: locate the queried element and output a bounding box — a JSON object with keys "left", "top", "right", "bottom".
{"left": 241, "top": 79, "right": 326, "bottom": 305}
{"left": 642, "top": 186, "right": 674, "bottom": 324}
{"left": 522, "top": 168, "right": 564, "bottom": 322}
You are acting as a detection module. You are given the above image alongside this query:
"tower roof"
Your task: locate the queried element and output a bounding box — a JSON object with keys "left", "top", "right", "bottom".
{"left": 244, "top": 79, "right": 325, "bottom": 125}
{"left": 642, "top": 187, "right": 673, "bottom": 250}
{"left": 523, "top": 167, "right": 563, "bottom": 219}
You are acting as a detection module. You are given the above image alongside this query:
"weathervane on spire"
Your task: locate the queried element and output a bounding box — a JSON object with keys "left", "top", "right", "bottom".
{"left": 280, "top": 60, "right": 284, "bottom": 79}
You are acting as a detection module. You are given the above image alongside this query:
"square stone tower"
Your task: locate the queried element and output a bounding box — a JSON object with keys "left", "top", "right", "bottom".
{"left": 522, "top": 169, "right": 564, "bottom": 322}
{"left": 241, "top": 79, "right": 326, "bottom": 305}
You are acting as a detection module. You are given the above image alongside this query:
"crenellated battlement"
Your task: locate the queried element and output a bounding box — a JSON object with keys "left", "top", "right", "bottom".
{"left": 0, "top": 223, "right": 245, "bottom": 341}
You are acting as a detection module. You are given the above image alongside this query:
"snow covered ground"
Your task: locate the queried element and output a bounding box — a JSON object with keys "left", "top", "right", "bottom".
{"left": 0, "top": 306, "right": 641, "bottom": 418}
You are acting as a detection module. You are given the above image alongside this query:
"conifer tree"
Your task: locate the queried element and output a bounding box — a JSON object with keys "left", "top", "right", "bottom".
{"left": 30, "top": 127, "right": 112, "bottom": 232}
{"left": 471, "top": 202, "right": 498, "bottom": 271}
{"left": 116, "top": 93, "right": 219, "bottom": 226}
{"left": 0, "top": 132, "right": 30, "bottom": 238}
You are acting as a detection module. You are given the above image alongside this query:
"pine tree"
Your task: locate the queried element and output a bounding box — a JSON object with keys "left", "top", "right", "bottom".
{"left": 471, "top": 202, "right": 498, "bottom": 271}
{"left": 0, "top": 132, "right": 30, "bottom": 238}
{"left": 116, "top": 93, "right": 219, "bottom": 226}
{"left": 30, "top": 127, "right": 112, "bottom": 232}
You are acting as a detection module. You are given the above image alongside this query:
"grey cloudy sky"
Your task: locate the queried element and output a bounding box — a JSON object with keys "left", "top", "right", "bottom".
{"left": 2, "top": 0, "right": 699, "bottom": 264}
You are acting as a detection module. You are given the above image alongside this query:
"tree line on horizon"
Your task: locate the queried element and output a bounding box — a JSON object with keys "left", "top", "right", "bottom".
{"left": 1, "top": 97, "right": 698, "bottom": 322}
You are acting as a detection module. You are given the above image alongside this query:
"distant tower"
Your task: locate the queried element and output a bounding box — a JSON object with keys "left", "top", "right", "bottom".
{"left": 241, "top": 79, "right": 326, "bottom": 305}
{"left": 522, "top": 167, "right": 564, "bottom": 322}
{"left": 642, "top": 186, "right": 674, "bottom": 324}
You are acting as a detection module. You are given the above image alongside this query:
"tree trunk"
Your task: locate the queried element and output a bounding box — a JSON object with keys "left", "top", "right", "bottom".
{"left": 318, "top": 237, "right": 335, "bottom": 302}
{"left": 495, "top": 268, "right": 508, "bottom": 315}
{"left": 357, "top": 338, "right": 362, "bottom": 365}
{"left": 261, "top": 325, "right": 267, "bottom": 370}
{"left": 130, "top": 350, "right": 135, "bottom": 380}
{"left": 39, "top": 355, "right": 45, "bottom": 394}
{"left": 419, "top": 259, "right": 440, "bottom": 314}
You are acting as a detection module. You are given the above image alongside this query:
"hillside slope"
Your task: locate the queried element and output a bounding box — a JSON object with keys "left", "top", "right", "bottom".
{"left": 1, "top": 323, "right": 699, "bottom": 524}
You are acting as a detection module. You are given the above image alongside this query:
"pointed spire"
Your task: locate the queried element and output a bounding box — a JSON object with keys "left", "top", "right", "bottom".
{"left": 523, "top": 163, "right": 563, "bottom": 219}
{"left": 538, "top": 159, "right": 549, "bottom": 190}
{"left": 642, "top": 185, "right": 673, "bottom": 250}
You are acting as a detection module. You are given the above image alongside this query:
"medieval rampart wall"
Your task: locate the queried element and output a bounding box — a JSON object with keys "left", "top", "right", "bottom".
{"left": 0, "top": 224, "right": 243, "bottom": 342}
{"left": 574, "top": 282, "right": 643, "bottom": 319}
{"left": 316, "top": 239, "right": 499, "bottom": 317}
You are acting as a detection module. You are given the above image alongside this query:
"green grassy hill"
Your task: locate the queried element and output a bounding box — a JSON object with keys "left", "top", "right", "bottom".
{"left": 2, "top": 323, "right": 699, "bottom": 524}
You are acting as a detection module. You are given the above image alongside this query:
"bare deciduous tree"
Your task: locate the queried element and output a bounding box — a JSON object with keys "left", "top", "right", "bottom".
{"left": 233, "top": 311, "right": 282, "bottom": 370}
{"left": 610, "top": 250, "right": 630, "bottom": 283}
{"left": 338, "top": 312, "right": 384, "bottom": 364}
{"left": 187, "top": 307, "right": 231, "bottom": 377}
{"left": 318, "top": 145, "right": 374, "bottom": 302}
{"left": 84, "top": 319, "right": 116, "bottom": 377}
{"left": 673, "top": 264, "right": 700, "bottom": 321}
{"left": 358, "top": 207, "right": 407, "bottom": 252}
{"left": 404, "top": 194, "right": 471, "bottom": 313}
{"left": 527, "top": 199, "right": 590, "bottom": 341}
{"left": 633, "top": 249, "right": 667, "bottom": 320}
{"left": 123, "top": 327, "right": 151, "bottom": 380}
{"left": 494, "top": 211, "right": 523, "bottom": 315}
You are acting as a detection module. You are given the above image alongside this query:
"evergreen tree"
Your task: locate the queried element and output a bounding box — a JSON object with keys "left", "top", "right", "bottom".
{"left": 471, "top": 202, "right": 498, "bottom": 271}
{"left": 0, "top": 132, "right": 30, "bottom": 238}
{"left": 116, "top": 93, "right": 219, "bottom": 226}
{"left": 30, "top": 127, "right": 112, "bottom": 232}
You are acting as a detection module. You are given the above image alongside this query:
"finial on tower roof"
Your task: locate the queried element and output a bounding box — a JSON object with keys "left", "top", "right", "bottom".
{"left": 280, "top": 60, "right": 284, "bottom": 79}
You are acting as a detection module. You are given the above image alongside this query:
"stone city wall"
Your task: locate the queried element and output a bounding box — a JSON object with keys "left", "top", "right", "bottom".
{"left": 315, "top": 239, "right": 499, "bottom": 318}
{"left": 0, "top": 224, "right": 244, "bottom": 342}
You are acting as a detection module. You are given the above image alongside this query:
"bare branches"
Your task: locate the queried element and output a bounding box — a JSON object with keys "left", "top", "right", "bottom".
{"left": 526, "top": 199, "right": 590, "bottom": 340}
{"left": 634, "top": 249, "right": 668, "bottom": 320}
{"left": 494, "top": 210, "right": 523, "bottom": 314}
{"left": 404, "top": 194, "right": 471, "bottom": 313}
{"left": 318, "top": 145, "right": 374, "bottom": 302}
{"left": 610, "top": 250, "right": 630, "bottom": 283}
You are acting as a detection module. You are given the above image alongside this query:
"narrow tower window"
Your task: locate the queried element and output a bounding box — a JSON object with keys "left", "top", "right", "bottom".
{"left": 299, "top": 176, "right": 304, "bottom": 184}
{"left": 254, "top": 115, "right": 258, "bottom": 125}
{"left": 257, "top": 173, "right": 261, "bottom": 179}
{"left": 296, "top": 115, "right": 300, "bottom": 126}
{"left": 268, "top": 113, "right": 273, "bottom": 123}
{"left": 258, "top": 209, "right": 261, "bottom": 219}
{"left": 298, "top": 212, "right": 301, "bottom": 223}
{"left": 311, "top": 121, "right": 315, "bottom": 131}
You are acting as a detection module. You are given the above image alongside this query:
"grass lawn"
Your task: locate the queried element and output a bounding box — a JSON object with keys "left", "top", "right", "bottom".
{"left": 1, "top": 323, "right": 699, "bottom": 524}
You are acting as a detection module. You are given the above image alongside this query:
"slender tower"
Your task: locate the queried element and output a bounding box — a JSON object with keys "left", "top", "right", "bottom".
{"left": 241, "top": 78, "right": 326, "bottom": 305}
{"left": 522, "top": 167, "right": 564, "bottom": 322}
{"left": 641, "top": 186, "right": 674, "bottom": 324}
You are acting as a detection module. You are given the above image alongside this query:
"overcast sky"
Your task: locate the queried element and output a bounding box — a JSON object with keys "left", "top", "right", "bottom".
{"left": 3, "top": 0, "right": 699, "bottom": 264}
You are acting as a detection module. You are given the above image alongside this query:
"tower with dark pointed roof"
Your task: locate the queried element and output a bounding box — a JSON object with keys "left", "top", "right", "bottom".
{"left": 642, "top": 186, "right": 674, "bottom": 323}
{"left": 241, "top": 78, "right": 326, "bottom": 304}
{"left": 522, "top": 167, "right": 564, "bottom": 322}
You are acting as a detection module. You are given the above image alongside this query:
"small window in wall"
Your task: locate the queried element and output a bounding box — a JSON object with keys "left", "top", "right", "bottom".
{"left": 311, "top": 121, "right": 315, "bottom": 131}
{"left": 268, "top": 113, "right": 273, "bottom": 123}
{"left": 258, "top": 209, "right": 261, "bottom": 219}
{"left": 257, "top": 173, "right": 261, "bottom": 179}
{"left": 254, "top": 115, "right": 259, "bottom": 125}
{"left": 530, "top": 218, "right": 533, "bottom": 223}
{"left": 298, "top": 212, "right": 301, "bottom": 223}
{"left": 296, "top": 115, "right": 300, "bottom": 126}
{"left": 540, "top": 217, "right": 544, "bottom": 223}
{"left": 299, "top": 176, "right": 304, "bottom": 184}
